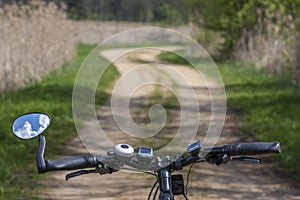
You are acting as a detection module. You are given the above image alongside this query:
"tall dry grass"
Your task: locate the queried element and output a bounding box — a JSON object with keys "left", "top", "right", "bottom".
{"left": 0, "top": 0, "right": 75, "bottom": 91}
{"left": 233, "top": 10, "right": 300, "bottom": 82}
{"left": 233, "top": 27, "right": 286, "bottom": 73}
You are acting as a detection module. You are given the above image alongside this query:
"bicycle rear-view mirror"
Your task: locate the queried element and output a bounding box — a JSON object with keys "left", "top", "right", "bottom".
{"left": 12, "top": 112, "right": 51, "bottom": 140}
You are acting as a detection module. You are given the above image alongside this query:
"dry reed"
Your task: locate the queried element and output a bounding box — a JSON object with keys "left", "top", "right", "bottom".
{"left": 233, "top": 10, "right": 300, "bottom": 82}
{"left": 233, "top": 27, "right": 286, "bottom": 74}
{"left": 0, "top": 0, "right": 75, "bottom": 91}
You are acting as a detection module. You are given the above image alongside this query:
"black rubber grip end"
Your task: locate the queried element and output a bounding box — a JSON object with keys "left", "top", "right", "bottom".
{"left": 227, "top": 142, "right": 281, "bottom": 156}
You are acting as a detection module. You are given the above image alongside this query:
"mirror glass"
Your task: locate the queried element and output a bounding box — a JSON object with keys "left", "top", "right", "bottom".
{"left": 12, "top": 113, "right": 51, "bottom": 140}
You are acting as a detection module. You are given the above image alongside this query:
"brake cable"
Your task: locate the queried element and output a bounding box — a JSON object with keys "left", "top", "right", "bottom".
{"left": 148, "top": 180, "right": 158, "bottom": 200}
{"left": 153, "top": 185, "right": 159, "bottom": 200}
{"left": 185, "top": 162, "right": 194, "bottom": 197}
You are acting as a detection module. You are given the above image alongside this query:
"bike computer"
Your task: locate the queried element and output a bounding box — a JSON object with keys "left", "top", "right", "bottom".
{"left": 186, "top": 140, "right": 201, "bottom": 155}
{"left": 137, "top": 147, "right": 153, "bottom": 161}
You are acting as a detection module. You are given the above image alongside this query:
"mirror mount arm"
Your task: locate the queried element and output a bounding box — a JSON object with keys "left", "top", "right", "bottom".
{"left": 36, "top": 135, "right": 47, "bottom": 173}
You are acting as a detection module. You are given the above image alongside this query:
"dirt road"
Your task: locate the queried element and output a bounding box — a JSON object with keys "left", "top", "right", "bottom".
{"left": 40, "top": 47, "right": 300, "bottom": 200}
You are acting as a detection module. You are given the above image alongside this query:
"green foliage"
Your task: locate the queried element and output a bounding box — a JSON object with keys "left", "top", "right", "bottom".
{"left": 0, "top": 44, "right": 119, "bottom": 198}
{"left": 157, "top": 51, "right": 189, "bottom": 65}
{"left": 155, "top": 2, "right": 185, "bottom": 25}
{"left": 187, "top": 0, "right": 300, "bottom": 57}
{"left": 66, "top": 0, "right": 87, "bottom": 20}
{"left": 0, "top": 0, "right": 188, "bottom": 24}
{"left": 64, "top": 0, "right": 188, "bottom": 24}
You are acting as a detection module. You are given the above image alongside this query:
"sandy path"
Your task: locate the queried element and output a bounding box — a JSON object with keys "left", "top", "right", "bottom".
{"left": 40, "top": 47, "right": 300, "bottom": 200}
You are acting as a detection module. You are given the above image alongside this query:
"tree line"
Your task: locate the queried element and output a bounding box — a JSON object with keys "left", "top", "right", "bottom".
{"left": 0, "top": 0, "right": 188, "bottom": 25}
{"left": 2, "top": 0, "right": 299, "bottom": 79}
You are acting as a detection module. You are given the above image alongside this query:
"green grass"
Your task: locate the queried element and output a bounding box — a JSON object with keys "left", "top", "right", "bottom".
{"left": 218, "top": 63, "right": 300, "bottom": 179}
{"left": 157, "top": 51, "right": 189, "bottom": 65}
{"left": 0, "top": 44, "right": 119, "bottom": 199}
{"left": 158, "top": 52, "right": 300, "bottom": 181}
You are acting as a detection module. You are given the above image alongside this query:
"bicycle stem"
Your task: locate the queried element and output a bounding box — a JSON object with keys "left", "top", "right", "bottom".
{"left": 157, "top": 167, "right": 174, "bottom": 200}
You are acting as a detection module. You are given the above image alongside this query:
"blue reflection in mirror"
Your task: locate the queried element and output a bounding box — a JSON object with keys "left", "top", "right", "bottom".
{"left": 12, "top": 113, "right": 51, "bottom": 140}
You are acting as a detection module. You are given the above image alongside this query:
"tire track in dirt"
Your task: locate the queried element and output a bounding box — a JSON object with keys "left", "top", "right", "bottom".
{"left": 39, "top": 47, "right": 300, "bottom": 200}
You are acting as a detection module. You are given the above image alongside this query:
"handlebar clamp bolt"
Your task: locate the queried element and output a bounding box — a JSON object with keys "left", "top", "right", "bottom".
{"left": 107, "top": 151, "right": 114, "bottom": 156}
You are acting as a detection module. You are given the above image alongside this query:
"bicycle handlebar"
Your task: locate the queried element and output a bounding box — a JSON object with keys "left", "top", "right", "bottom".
{"left": 225, "top": 142, "right": 281, "bottom": 156}
{"left": 36, "top": 136, "right": 101, "bottom": 173}
{"left": 45, "top": 155, "right": 98, "bottom": 172}
{"left": 202, "top": 142, "right": 281, "bottom": 156}
{"left": 36, "top": 136, "right": 46, "bottom": 173}
{"left": 36, "top": 137, "right": 281, "bottom": 174}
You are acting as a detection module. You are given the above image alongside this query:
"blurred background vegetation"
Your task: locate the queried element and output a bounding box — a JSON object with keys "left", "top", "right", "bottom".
{"left": 1, "top": 0, "right": 300, "bottom": 82}
{"left": 0, "top": 0, "right": 189, "bottom": 24}
{"left": 187, "top": 0, "right": 300, "bottom": 83}
{"left": 0, "top": 0, "right": 299, "bottom": 198}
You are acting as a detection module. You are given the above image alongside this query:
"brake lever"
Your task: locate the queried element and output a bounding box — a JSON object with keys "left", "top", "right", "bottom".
{"left": 65, "top": 163, "right": 117, "bottom": 181}
{"left": 231, "top": 156, "right": 263, "bottom": 164}
{"left": 66, "top": 169, "right": 97, "bottom": 181}
{"left": 206, "top": 154, "right": 230, "bottom": 166}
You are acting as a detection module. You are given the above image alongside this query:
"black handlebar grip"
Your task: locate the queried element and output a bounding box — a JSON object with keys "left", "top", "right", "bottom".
{"left": 45, "top": 155, "right": 98, "bottom": 172}
{"left": 36, "top": 136, "right": 47, "bottom": 173}
{"left": 225, "top": 142, "right": 281, "bottom": 156}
